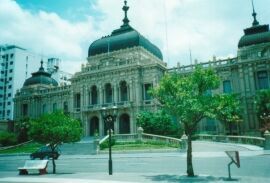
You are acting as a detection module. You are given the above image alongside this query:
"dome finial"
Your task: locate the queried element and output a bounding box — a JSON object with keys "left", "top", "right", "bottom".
{"left": 122, "top": 0, "right": 130, "bottom": 26}
{"left": 39, "top": 60, "right": 45, "bottom": 71}
{"left": 251, "top": 0, "right": 259, "bottom": 26}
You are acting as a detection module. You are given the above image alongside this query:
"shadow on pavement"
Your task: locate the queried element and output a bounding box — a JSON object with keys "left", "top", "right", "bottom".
{"left": 144, "top": 174, "right": 240, "bottom": 182}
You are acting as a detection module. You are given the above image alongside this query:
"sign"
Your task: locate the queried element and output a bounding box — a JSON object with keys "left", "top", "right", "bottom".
{"left": 225, "top": 151, "right": 240, "bottom": 168}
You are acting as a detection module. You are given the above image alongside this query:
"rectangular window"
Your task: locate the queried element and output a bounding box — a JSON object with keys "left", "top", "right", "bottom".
{"left": 42, "top": 104, "right": 47, "bottom": 113}
{"left": 53, "top": 103, "right": 57, "bottom": 112}
{"left": 74, "top": 93, "right": 81, "bottom": 109}
{"left": 10, "top": 61, "right": 13, "bottom": 65}
{"left": 10, "top": 54, "right": 14, "bottom": 58}
{"left": 7, "top": 102, "right": 11, "bottom": 105}
{"left": 8, "top": 93, "right": 11, "bottom": 97}
{"left": 143, "top": 83, "right": 153, "bottom": 100}
{"left": 63, "top": 101, "right": 68, "bottom": 113}
{"left": 257, "top": 71, "right": 269, "bottom": 90}
{"left": 223, "top": 80, "right": 232, "bottom": 93}
{"left": 9, "top": 69, "right": 12, "bottom": 73}
{"left": 8, "top": 85, "right": 11, "bottom": 89}
{"left": 9, "top": 77, "right": 12, "bottom": 81}
{"left": 22, "top": 104, "right": 28, "bottom": 116}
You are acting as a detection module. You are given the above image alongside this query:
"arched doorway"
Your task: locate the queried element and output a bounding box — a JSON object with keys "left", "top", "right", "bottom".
{"left": 90, "top": 116, "right": 99, "bottom": 136}
{"left": 119, "top": 114, "right": 130, "bottom": 134}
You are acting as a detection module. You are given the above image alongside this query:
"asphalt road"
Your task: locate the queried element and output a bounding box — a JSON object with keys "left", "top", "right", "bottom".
{"left": 0, "top": 141, "right": 269, "bottom": 182}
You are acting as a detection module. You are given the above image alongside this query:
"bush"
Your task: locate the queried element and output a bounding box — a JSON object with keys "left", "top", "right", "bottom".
{"left": 100, "top": 138, "right": 116, "bottom": 150}
{"left": 0, "top": 132, "right": 17, "bottom": 146}
{"left": 136, "top": 110, "right": 183, "bottom": 137}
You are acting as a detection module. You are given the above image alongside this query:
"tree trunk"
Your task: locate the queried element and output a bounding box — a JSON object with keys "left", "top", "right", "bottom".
{"left": 186, "top": 133, "right": 194, "bottom": 177}
{"left": 52, "top": 157, "right": 56, "bottom": 174}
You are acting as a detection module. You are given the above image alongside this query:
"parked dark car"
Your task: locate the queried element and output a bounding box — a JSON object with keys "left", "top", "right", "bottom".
{"left": 30, "top": 146, "right": 60, "bottom": 160}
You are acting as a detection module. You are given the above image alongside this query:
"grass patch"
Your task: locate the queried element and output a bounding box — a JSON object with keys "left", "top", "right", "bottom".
{"left": 0, "top": 142, "right": 42, "bottom": 154}
{"left": 101, "top": 140, "right": 180, "bottom": 151}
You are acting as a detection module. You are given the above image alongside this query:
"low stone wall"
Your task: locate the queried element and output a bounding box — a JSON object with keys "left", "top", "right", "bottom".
{"left": 194, "top": 134, "right": 268, "bottom": 149}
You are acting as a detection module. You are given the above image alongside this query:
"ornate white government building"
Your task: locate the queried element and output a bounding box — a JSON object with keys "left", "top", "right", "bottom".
{"left": 14, "top": 2, "right": 270, "bottom": 136}
{"left": 14, "top": 1, "right": 166, "bottom": 136}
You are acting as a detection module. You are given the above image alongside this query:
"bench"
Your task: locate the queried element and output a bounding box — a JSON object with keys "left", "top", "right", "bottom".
{"left": 18, "top": 160, "right": 49, "bottom": 175}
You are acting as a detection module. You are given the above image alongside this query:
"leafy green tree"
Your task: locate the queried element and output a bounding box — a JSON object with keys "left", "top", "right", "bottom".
{"left": 28, "top": 111, "right": 82, "bottom": 174}
{"left": 214, "top": 94, "right": 242, "bottom": 135}
{"left": 255, "top": 89, "right": 270, "bottom": 132}
{"left": 152, "top": 67, "right": 220, "bottom": 177}
{"left": 16, "top": 117, "right": 30, "bottom": 143}
{"left": 136, "top": 110, "right": 181, "bottom": 137}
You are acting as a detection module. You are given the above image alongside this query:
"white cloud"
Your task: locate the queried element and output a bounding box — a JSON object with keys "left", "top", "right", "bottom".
{"left": 1, "top": 0, "right": 270, "bottom": 73}
{"left": 0, "top": 0, "right": 98, "bottom": 73}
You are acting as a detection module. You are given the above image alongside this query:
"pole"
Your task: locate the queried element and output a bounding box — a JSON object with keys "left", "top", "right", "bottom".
{"left": 228, "top": 161, "right": 233, "bottom": 180}
{"left": 108, "top": 127, "right": 113, "bottom": 175}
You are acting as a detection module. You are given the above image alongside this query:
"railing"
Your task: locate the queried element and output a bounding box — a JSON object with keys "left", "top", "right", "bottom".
{"left": 194, "top": 134, "right": 265, "bottom": 147}
{"left": 99, "top": 135, "right": 109, "bottom": 145}
{"left": 142, "top": 133, "right": 182, "bottom": 147}
{"left": 113, "top": 134, "right": 138, "bottom": 142}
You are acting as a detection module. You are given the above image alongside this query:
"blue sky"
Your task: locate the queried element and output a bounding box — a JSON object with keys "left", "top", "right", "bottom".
{"left": 1, "top": 0, "right": 270, "bottom": 73}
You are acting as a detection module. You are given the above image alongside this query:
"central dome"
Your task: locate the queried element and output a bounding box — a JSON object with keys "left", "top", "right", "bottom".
{"left": 238, "top": 6, "right": 270, "bottom": 48}
{"left": 88, "top": 1, "right": 163, "bottom": 60}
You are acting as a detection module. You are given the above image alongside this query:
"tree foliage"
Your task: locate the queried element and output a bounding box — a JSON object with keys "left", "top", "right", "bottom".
{"left": 16, "top": 117, "right": 30, "bottom": 143}
{"left": 214, "top": 94, "right": 242, "bottom": 134}
{"left": 255, "top": 89, "right": 270, "bottom": 131}
{"left": 28, "top": 111, "right": 82, "bottom": 174}
{"left": 136, "top": 110, "right": 182, "bottom": 137}
{"left": 152, "top": 66, "right": 222, "bottom": 177}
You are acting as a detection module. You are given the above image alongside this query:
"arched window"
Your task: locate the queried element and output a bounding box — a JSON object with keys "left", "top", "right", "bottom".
{"left": 120, "top": 81, "right": 128, "bottom": 102}
{"left": 91, "top": 85, "right": 98, "bottom": 105}
{"left": 119, "top": 113, "right": 130, "bottom": 134}
{"left": 105, "top": 83, "right": 112, "bottom": 103}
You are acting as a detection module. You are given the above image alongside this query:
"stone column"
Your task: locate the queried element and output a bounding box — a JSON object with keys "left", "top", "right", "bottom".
{"left": 93, "top": 138, "right": 100, "bottom": 155}
{"left": 129, "top": 80, "right": 133, "bottom": 102}
{"left": 113, "top": 83, "right": 118, "bottom": 104}
{"left": 264, "top": 130, "right": 270, "bottom": 150}
{"left": 137, "top": 127, "right": 144, "bottom": 142}
{"left": 99, "top": 86, "right": 103, "bottom": 105}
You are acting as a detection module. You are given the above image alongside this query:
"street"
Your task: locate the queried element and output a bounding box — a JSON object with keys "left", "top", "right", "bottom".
{"left": 0, "top": 141, "right": 270, "bottom": 182}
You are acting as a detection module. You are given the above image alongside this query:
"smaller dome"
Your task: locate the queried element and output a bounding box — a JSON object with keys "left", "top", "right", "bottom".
{"left": 238, "top": 24, "right": 270, "bottom": 48}
{"left": 23, "top": 61, "right": 58, "bottom": 87}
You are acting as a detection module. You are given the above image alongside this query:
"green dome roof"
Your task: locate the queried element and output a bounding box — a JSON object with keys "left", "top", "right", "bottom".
{"left": 238, "top": 6, "right": 270, "bottom": 48}
{"left": 88, "top": 25, "right": 163, "bottom": 60}
{"left": 23, "top": 61, "right": 58, "bottom": 87}
{"left": 238, "top": 24, "right": 270, "bottom": 48}
{"left": 88, "top": 0, "right": 163, "bottom": 60}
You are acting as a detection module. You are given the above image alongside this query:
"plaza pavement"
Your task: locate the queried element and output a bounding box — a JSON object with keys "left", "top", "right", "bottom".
{"left": 0, "top": 141, "right": 269, "bottom": 183}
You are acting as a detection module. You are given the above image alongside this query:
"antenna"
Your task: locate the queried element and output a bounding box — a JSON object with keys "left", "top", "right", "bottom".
{"left": 189, "top": 49, "right": 192, "bottom": 65}
{"left": 251, "top": 0, "right": 259, "bottom": 26}
{"left": 163, "top": 0, "right": 170, "bottom": 65}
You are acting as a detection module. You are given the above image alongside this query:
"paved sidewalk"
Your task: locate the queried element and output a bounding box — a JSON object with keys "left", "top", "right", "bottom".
{"left": 1, "top": 173, "right": 270, "bottom": 183}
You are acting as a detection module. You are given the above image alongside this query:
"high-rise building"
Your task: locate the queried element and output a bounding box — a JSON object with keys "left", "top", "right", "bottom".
{"left": 0, "top": 45, "right": 44, "bottom": 122}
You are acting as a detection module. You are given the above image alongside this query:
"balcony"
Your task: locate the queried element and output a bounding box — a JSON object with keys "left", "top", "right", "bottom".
{"left": 82, "top": 101, "right": 132, "bottom": 112}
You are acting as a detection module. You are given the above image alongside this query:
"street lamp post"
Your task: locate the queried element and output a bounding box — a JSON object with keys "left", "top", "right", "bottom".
{"left": 102, "top": 106, "right": 117, "bottom": 175}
